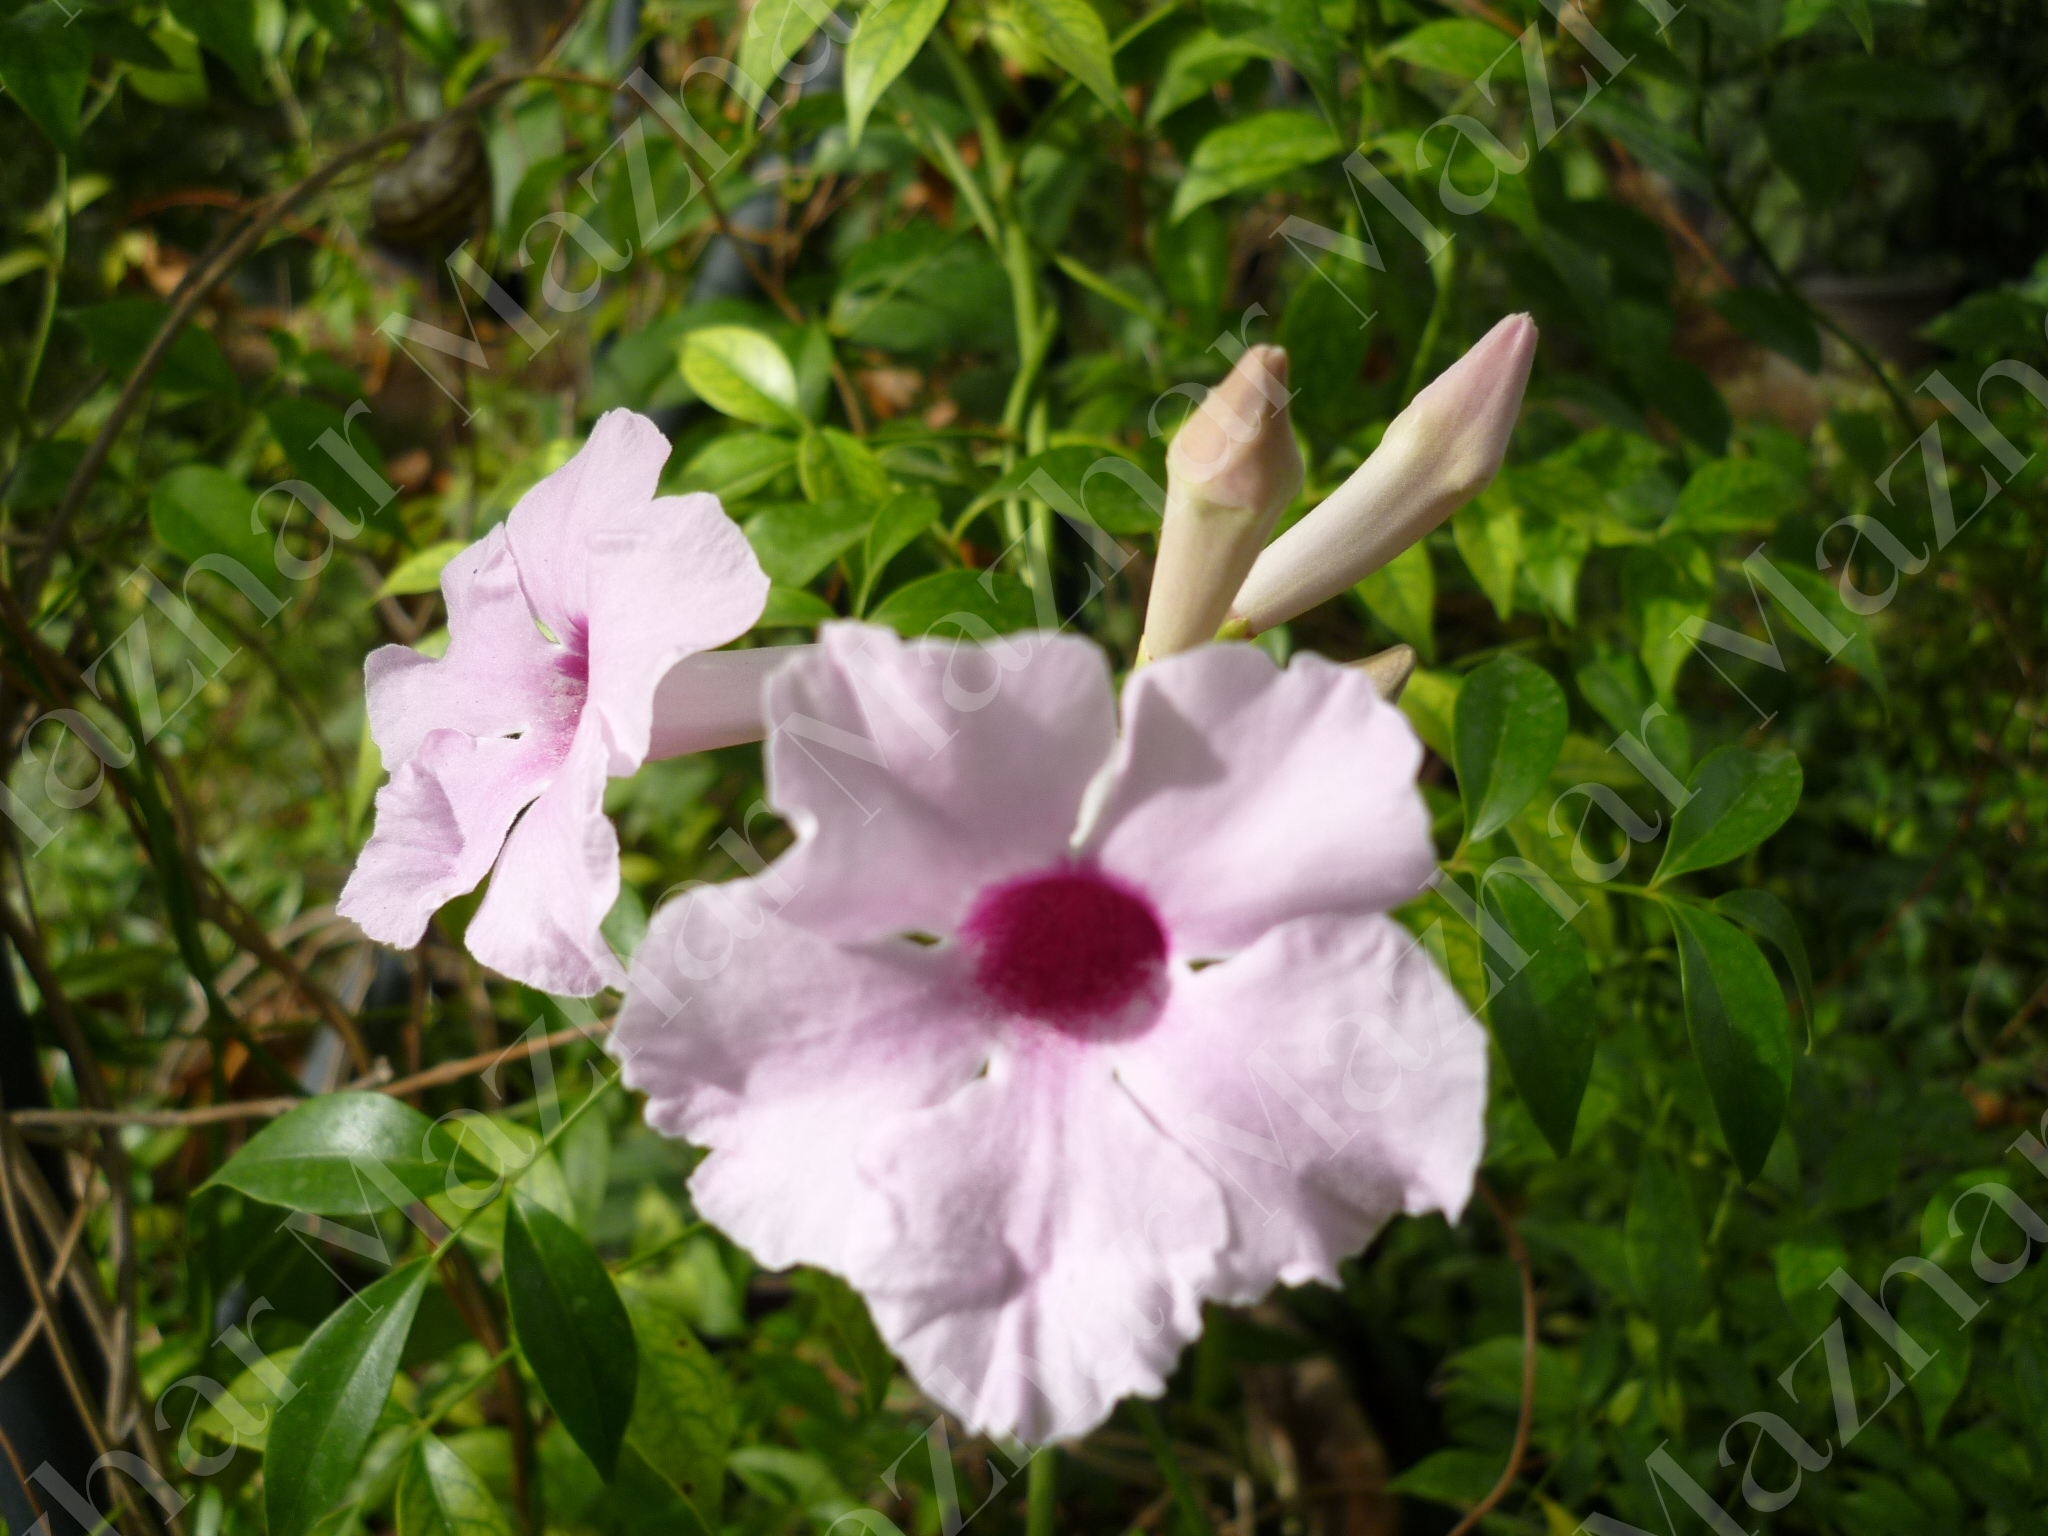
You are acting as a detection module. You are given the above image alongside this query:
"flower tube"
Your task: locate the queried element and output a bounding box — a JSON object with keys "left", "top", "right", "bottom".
{"left": 1228, "top": 313, "right": 1537, "bottom": 636}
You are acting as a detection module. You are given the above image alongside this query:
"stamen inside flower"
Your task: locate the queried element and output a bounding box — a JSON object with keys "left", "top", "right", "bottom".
{"left": 961, "top": 867, "right": 1167, "bottom": 1035}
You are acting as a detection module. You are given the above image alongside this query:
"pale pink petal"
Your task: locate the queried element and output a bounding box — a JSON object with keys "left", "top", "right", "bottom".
{"left": 765, "top": 624, "right": 1117, "bottom": 942}
{"left": 610, "top": 887, "right": 994, "bottom": 1275}
{"left": 338, "top": 729, "right": 557, "bottom": 947}
{"left": 648, "top": 645, "right": 811, "bottom": 760}
{"left": 848, "top": 1047, "right": 1227, "bottom": 1444}
{"left": 507, "top": 409, "right": 671, "bottom": 645}
{"left": 1082, "top": 646, "right": 1434, "bottom": 956}
{"left": 366, "top": 528, "right": 565, "bottom": 767}
{"left": 1116, "top": 914, "right": 1487, "bottom": 1297}
{"left": 585, "top": 494, "right": 770, "bottom": 774}
{"left": 464, "top": 721, "right": 624, "bottom": 995}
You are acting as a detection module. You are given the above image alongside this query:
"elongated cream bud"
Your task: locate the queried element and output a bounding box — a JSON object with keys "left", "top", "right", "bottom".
{"left": 1228, "top": 313, "right": 1536, "bottom": 636}
{"left": 1137, "top": 345, "right": 1304, "bottom": 664}
{"left": 648, "top": 645, "right": 811, "bottom": 758}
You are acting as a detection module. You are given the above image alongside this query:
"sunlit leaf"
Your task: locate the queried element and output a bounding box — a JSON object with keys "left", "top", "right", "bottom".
{"left": 1654, "top": 747, "right": 1803, "bottom": 882}
{"left": 1453, "top": 655, "right": 1567, "bottom": 842}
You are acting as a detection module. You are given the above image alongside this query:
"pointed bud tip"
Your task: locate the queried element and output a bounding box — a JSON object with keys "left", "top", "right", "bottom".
{"left": 1167, "top": 345, "right": 1297, "bottom": 494}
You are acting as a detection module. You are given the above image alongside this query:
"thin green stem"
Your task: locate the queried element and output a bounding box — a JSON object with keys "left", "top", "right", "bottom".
{"left": 1130, "top": 1399, "right": 1214, "bottom": 1536}
{"left": 1026, "top": 1446, "right": 1058, "bottom": 1536}
{"left": 1401, "top": 241, "right": 1456, "bottom": 406}
{"left": 18, "top": 155, "right": 68, "bottom": 417}
{"left": 612, "top": 1221, "right": 707, "bottom": 1276}
{"left": 432, "top": 1069, "right": 622, "bottom": 1260}
{"left": 930, "top": 32, "right": 1011, "bottom": 200}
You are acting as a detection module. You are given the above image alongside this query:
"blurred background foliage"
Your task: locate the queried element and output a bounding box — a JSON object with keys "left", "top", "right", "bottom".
{"left": 0, "top": 0, "right": 2045, "bottom": 1531}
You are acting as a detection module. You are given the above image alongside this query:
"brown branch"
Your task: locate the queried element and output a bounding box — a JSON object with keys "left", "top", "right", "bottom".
{"left": 1447, "top": 1179, "right": 1537, "bottom": 1536}
{"left": 199, "top": 878, "right": 372, "bottom": 1072}
{"left": 0, "top": 1194, "right": 88, "bottom": 1380}
{"left": 11, "top": 1018, "right": 607, "bottom": 1129}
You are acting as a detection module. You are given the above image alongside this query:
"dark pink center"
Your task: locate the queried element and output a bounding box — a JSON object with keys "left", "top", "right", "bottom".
{"left": 961, "top": 867, "right": 1167, "bottom": 1036}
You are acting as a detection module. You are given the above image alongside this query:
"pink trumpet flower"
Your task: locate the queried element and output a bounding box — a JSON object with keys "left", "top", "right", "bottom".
{"left": 610, "top": 623, "right": 1487, "bottom": 1442}
{"left": 1229, "top": 313, "right": 1537, "bottom": 635}
{"left": 339, "top": 410, "right": 769, "bottom": 996}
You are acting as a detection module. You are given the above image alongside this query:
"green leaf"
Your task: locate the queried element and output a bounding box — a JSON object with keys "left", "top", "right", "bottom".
{"left": 1669, "top": 905, "right": 1794, "bottom": 1181}
{"left": 1654, "top": 746, "right": 1803, "bottom": 882}
{"left": 1398, "top": 666, "right": 1459, "bottom": 763}
{"left": 1154, "top": 204, "right": 1229, "bottom": 316}
{"left": 1520, "top": 508, "right": 1591, "bottom": 626}
{"left": 0, "top": 3, "right": 92, "bottom": 148}
{"left": 1352, "top": 542, "right": 1435, "bottom": 661}
{"left": 857, "top": 491, "right": 941, "bottom": 612}
{"left": 963, "top": 445, "right": 1162, "bottom": 535}
{"left": 1452, "top": 483, "right": 1521, "bottom": 620}
{"left": 1147, "top": 30, "right": 1271, "bottom": 126}
{"left": 733, "top": 0, "right": 821, "bottom": 109}
{"left": 504, "top": 1195, "right": 638, "bottom": 1480}
{"left": 1625, "top": 1155, "right": 1705, "bottom": 1340}
{"left": 1170, "top": 112, "right": 1343, "bottom": 223}
{"left": 1385, "top": 18, "right": 1512, "bottom": 82}
{"left": 78, "top": 11, "right": 175, "bottom": 70}
{"left": 798, "top": 1270, "right": 895, "bottom": 1414}
{"left": 1011, "top": 0, "right": 1124, "bottom": 117}
{"left": 1901, "top": 1279, "right": 1969, "bottom": 1439}
{"left": 203, "top": 1092, "right": 481, "bottom": 1216}
{"left": 149, "top": 466, "right": 272, "bottom": 574}
{"left": 845, "top": 0, "right": 947, "bottom": 145}
{"left": 1277, "top": 262, "right": 1374, "bottom": 441}
{"left": 1710, "top": 290, "right": 1822, "bottom": 374}
{"left": 167, "top": 0, "right": 264, "bottom": 90}
{"left": 622, "top": 1287, "right": 734, "bottom": 1530}
{"left": 72, "top": 297, "right": 240, "bottom": 398}
{"left": 675, "top": 432, "right": 797, "bottom": 500}
{"left": 1622, "top": 547, "right": 1709, "bottom": 702}
{"left": 1834, "top": 0, "right": 1874, "bottom": 50}
{"left": 265, "top": 396, "right": 393, "bottom": 531}
{"left": 743, "top": 500, "right": 874, "bottom": 587}
{"left": 755, "top": 585, "right": 839, "bottom": 629}
{"left": 869, "top": 569, "right": 1036, "bottom": 637}
{"left": 680, "top": 328, "right": 803, "bottom": 428}
{"left": 1713, "top": 888, "right": 1815, "bottom": 1036}
{"left": 798, "top": 428, "right": 893, "bottom": 506}
{"left": 397, "top": 1437, "right": 515, "bottom": 1536}
{"left": 376, "top": 541, "right": 472, "bottom": 601}
{"left": 1665, "top": 458, "right": 1801, "bottom": 535}
{"left": 1483, "top": 875, "right": 1596, "bottom": 1159}
{"left": 1386, "top": 1447, "right": 1504, "bottom": 1510}
{"left": 266, "top": 1260, "right": 433, "bottom": 1536}
{"left": 1453, "top": 655, "right": 1568, "bottom": 842}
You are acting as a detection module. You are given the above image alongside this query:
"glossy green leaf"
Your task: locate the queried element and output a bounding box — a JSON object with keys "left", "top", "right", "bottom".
{"left": 963, "top": 445, "right": 1162, "bottom": 535}
{"left": 1011, "top": 0, "right": 1124, "bottom": 117}
{"left": 622, "top": 1287, "right": 734, "bottom": 1530}
{"left": 798, "top": 428, "right": 893, "bottom": 506}
{"left": 1147, "top": 30, "right": 1271, "bottom": 126}
{"left": 168, "top": 0, "right": 263, "bottom": 90}
{"left": 376, "top": 541, "right": 470, "bottom": 601}
{"left": 1385, "top": 18, "right": 1510, "bottom": 82}
{"left": 675, "top": 431, "right": 798, "bottom": 500}
{"left": 1452, "top": 483, "right": 1522, "bottom": 620}
{"left": 743, "top": 500, "right": 873, "bottom": 587}
{"left": 0, "top": 4, "right": 92, "bottom": 148}
{"left": 869, "top": 569, "right": 1037, "bottom": 637}
{"left": 1353, "top": 542, "right": 1435, "bottom": 662}
{"left": 1713, "top": 888, "right": 1815, "bottom": 1034}
{"left": 1654, "top": 746, "right": 1803, "bottom": 882}
{"left": 680, "top": 328, "right": 803, "bottom": 428}
{"left": 504, "top": 1195, "right": 638, "bottom": 1479}
{"left": 1453, "top": 655, "right": 1568, "bottom": 842}
{"left": 397, "top": 1436, "right": 515, "bottom": 1536}
{"left": 204, "top": 1092, "right": 481, "bottom": 1216}
{"left": 267, "top": 1260, "right": 433, "bottom": 1536}
{"left": 1483, "top": 876, "right": 1596, "bottom": 1158}
{"left": 1665, "top": 457, "right": 1802, "bottom": 534}
{"left": 1710, "top": 290, "right": 1822, "bottom": 374}
{"left": 857, "top": 491, "right": 941, "bottom": 612}
{"left": 734, "top": 0, "right": 822, "bottom": 109}
{"left": 150, "top": 465, "right": 274, "bottom": 573}
{"left": 1170, "top": 112, "right": 1344, "bottom": 223}
{"left": 845, "top": 0, "right": 948, "bottom": 145}
{"left": 1669, "top": 905, "right": 1794, "bottom": 1180}
{"left": 1625, "top": 1155, "right": 1705, "bottom": 1341}
{"left": 1397, "top": 667, "right": 1459, "bottom": 763}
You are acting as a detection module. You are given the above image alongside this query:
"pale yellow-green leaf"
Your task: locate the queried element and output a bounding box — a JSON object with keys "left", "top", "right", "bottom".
{"left": 680, "top": 327, "right": 803, "bottom": 428}
{"left": 1353, "top": 540, "right": 1436, "bottom": 661}
{"left": 374, "top": 540, "right": 471, "bottom": 602}
{"left": 844, "top": 0, "right": 948, "bottom": 145}
{"left": 1010, "top": 0, "right": 1124, "bottom": 117}
{"left": 1452, "top": 483, "right": 1522, "bottom": 620}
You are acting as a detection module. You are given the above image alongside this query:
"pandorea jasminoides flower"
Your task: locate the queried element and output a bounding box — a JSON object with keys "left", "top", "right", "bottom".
{"left": 610, "top": 623, "right": 1486, "bottom": 1442}
{"left": 340, "top": 410, "right": 768, "bottom": 996}
{"left": 1229, "top": 313, "right": 1537, "bottom": 636}
{"left": 1138, "top": 344, "right": 1303, "bottom": 665}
